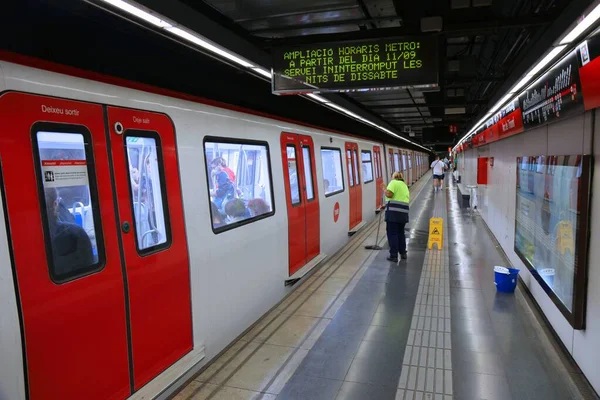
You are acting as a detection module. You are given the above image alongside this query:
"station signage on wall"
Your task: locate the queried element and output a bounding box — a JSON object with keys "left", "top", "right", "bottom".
{"left": 271, "top": 36, "right": 439, "bottom": 94}
{"left": 472, "top": 99, "right": 524, "bottom": 148}
{"left": 519, "top": 50, "right": 584, "bottom": 129}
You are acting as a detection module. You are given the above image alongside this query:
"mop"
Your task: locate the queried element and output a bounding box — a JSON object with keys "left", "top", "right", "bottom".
{"left": 365, "top": 209, "right": 384, "bottom": 250}
{"left": 365, "top": 192, "right": 385, "bottom": 250}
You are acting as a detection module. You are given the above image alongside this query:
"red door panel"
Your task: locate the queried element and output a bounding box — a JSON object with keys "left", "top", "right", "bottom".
{"left": 106, "top": 107, "right": 192, "bottom": 389}
{"left": 374, "top": 146, "right": 383, "bottom": 209}
{"left": 353, "top": 147, "right": 362, "bottom": 224}
{"left": 0, "top": 92, "right": 130, "bottom": 400}
{"left": 281, "top": 133, "right": 320, "bottom": 276}
{"left": 345, "top": 142, "right": 362, "bottom": 230}
{"left": 299, "top": 135, "right": 320, "bottom": 261}
{"left": 282, "top": 134, "right": 306, "bottom": 275}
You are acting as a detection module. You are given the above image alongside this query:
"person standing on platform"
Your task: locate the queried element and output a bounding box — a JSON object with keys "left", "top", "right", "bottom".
{"left": 381, "top": 172, "right": 410, "bottom": 262}
{"left": 431, "top": 155, "right": 445, "bottom": 192}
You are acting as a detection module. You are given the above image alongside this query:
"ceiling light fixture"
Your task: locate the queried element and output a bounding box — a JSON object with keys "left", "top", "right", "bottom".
{"left": 560, "top": 3, "right": 600, "bottom": 44}
{"left": 251, "top": 67, "right": 272, "bottom": 79}
{"left": 166, "top": 27, "right": 254, "bottom": 68}
{"left": 101, "top": 0, "right": 172, "bottom": 27}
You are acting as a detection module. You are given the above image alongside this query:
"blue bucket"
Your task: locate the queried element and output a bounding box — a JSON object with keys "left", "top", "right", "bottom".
{"left": 494, "top": 266, "right": 520, "bottom": 293}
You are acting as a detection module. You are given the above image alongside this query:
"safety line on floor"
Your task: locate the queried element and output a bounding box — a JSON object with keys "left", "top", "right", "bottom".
{"left": 397, "top": 187, "right": 453, "bottom": 400}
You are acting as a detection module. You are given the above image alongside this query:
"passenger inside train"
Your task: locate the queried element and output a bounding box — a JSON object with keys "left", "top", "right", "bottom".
{"left": 204, "top": 140, "right": 273, "bottom": 230}
{"left": 321, "top": 148, "right": 344, "bottom": 195}
{"left": 126, "top": 136, "right": 168, "bottom": 250}
{"left": 44, "top": 186, "right": 95, "bottom": 277}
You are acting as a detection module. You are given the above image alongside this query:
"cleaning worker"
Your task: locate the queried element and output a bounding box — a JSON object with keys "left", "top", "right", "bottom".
{"left": 380, "top": 171, "right": 410, "bottom": 262}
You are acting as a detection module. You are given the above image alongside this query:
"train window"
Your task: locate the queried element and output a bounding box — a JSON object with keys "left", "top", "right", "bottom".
{"left": 361, "top": 151, "right": 374, "bottom": 183}
{"left": 287, "top": 145, "right": 301, "bottom": 205}
{"left": 33, "top": 126, "right": 105, "bottom": 283}
{"left": 402, "top": 154, "right": 407, "bottom": 171}
{"left": 353, "top": 149, "right": 360, "bottom": 184}
{"left": 204, "top": 138, "right": 274, "bottom": 233}
{"left": 125, "top": 133, "right": 171, "bottom": 254}
{"left": 346, "top": 149, "right": 354, "bottom": 187}
{"left": 393, "top": 153, "right": 400, "bottom": 173}
{"left": 302, "top": 146, "right": 315, "bottom": 201}
{"left": 321, "top": 148, "right": 344, "bottom": 197}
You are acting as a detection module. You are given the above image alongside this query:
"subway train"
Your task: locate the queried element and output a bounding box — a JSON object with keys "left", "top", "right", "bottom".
{"left": 0, "top": 52, "right": 429, "bottom": 400}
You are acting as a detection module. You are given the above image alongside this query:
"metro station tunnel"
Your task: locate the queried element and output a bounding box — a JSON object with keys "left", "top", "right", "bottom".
{"left": 3, "top": 0, "right": 600, "bottom": 399}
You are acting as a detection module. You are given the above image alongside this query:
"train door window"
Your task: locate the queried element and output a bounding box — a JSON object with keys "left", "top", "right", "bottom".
{"left": 287, "top": 145, "right": 301, "bottom": 205}
{"left": 402, "top": 154, "right": 407, "bottom": 171}
{"left": 204, "top": 138, "right": 274, "bottom": 232}
{"left": 361, "top": 151, "right": 373, "bottom": 183}
{"left": 33, "top": 128, "right": 105, "bottom": 282}
{"left": 302, "top": 146, "right": 314, "bottom": 201}
{"left": 346, "top": 149, "right": 354, "bottom": 187}
{"left": 321, "top": 148, "right": 344, "bottom": 196}
{"left": 125, "top": 134, "right": 170, "bottom": 253}
{"left": 352, "top": 149, "right": 360, "bottom": 184}
{"left": 393, "top": 153, "right": 400, "bottom": 172}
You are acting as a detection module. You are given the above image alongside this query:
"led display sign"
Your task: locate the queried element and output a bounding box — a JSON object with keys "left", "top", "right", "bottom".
{"left": 272, "top": 36, "right": 439, "bottom": 94}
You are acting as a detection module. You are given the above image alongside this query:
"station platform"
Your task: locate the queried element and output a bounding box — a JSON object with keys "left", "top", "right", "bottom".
{"left": 173, "top": 175, "right": 595, "bottom": 400}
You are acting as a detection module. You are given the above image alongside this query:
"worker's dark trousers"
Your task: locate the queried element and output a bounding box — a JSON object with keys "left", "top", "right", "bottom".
{"left": 386, "top": 221, "right": 407, "bottom": 258}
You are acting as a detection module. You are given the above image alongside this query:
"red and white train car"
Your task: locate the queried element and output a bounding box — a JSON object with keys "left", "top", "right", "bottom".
{"left": 0, "top": 55, "right": 428, "bottom": 400}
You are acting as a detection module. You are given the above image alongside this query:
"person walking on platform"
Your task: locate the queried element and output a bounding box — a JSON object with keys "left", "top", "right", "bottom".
{"left": 381, "top": 172, "right": 410, "bottom": 262}
{"left": 431, "top": 155, "right": 445, "bottom": 192}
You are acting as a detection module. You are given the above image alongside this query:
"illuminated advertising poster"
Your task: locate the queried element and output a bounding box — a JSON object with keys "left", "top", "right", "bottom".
{"left": 272, "top": 36, "right": 439, "bottom": 94}
{"left": 519, "top": 50, "right": 584, "bottom": 129}
{"left": 514, "top": 154, "right": 592, "bottom": 329}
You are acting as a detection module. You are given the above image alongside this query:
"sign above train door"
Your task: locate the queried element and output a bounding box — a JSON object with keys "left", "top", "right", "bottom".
{"left": 272, "top": 36, "right": 439, "bottom": 94}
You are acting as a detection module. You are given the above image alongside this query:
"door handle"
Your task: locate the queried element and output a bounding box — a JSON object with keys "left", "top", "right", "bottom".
{"left": 122, "top": 221, "right": 131, "bottom": 233}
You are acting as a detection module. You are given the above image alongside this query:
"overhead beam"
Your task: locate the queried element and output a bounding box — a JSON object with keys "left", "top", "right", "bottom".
{"left": 249, "top": 16, "right": 402, "bottom": 35}
{"left": 263, "top": 15, "right": 551, "bottom": 46}
{"left": 367, "top": 101, "right": 486, "bottom": 109}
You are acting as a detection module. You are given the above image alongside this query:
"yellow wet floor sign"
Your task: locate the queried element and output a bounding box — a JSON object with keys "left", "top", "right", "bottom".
{"left": 428, "top": 217, "right": 443, "bottom": 250}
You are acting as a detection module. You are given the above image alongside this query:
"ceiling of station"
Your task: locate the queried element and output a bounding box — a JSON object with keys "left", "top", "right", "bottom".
{"left": 180, "top": 0, "right": 575, "bottom": 150}
{"left": 1, "top": 0, "right": 592, "bottom": 152}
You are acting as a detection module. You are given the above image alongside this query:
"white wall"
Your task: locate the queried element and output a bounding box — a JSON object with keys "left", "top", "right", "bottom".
{"left": 460, "top": 111, "right": 600, "bottom": 393}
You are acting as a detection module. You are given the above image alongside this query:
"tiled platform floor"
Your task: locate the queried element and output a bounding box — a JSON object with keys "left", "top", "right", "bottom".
{"left": 172, "top": 175, "right": 595, "bottom": 400}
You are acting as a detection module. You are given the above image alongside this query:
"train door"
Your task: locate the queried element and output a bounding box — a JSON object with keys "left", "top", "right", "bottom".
{"left": 281, "top": 133, "right": 320, "bottom": 276}
{"left": 105, "top": 107, "right": 193, "bottom": 389}
{"left": 345, "top": 142, "right": 362, "bottom": 230}
{"left": 0, "top": 92, "right": 130, "bottom": 399}
{"left": 374, "top": 146, "right": 383, "bottom": 209}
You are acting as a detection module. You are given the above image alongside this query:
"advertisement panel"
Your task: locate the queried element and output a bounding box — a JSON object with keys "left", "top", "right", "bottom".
{"left": 514, "top": 154, "right": 592, "bottom": 329}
